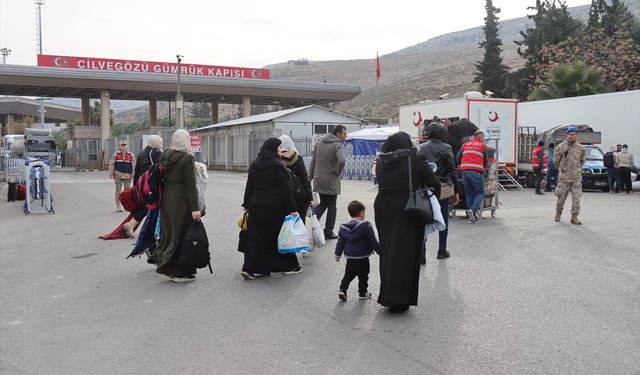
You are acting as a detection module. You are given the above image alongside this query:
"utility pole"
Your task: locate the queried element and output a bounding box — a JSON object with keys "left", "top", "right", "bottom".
{"left": 176, "top": 54, "right": 184, "bottom": 128}
{"left": 35, "top": 0, "right": 46, "bottom": 127}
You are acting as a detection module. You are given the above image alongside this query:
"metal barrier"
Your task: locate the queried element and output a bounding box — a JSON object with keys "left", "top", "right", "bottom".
{"left": 5, "top": 157, "right": 25, "bottom": 183}
{"left": 341, "top": 155, "right": 376, "bottom": 181}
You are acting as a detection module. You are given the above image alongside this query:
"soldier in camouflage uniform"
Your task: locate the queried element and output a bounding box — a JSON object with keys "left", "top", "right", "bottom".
{"left": 552, "top": 128, "right": 586, "bottom": 225}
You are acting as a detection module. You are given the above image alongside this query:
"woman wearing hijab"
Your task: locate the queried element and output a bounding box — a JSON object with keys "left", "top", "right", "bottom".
{"left": 374, "top": 132, "right": 440, "bottom": 312}
{"left": 122, "top": 135, "right": 164, "bottom": 239}
{"left": 241, "top": 137, "right": 301, "bottom": 280}
{"left": 153, "top": 129, "right": 200, "bottom": 282}
{"left": 278, "top": 135, "right": 313, "bottom": 222}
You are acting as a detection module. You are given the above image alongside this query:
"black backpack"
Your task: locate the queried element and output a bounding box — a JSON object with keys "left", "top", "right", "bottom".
{"left": 603, "top": 152, "right": 615, "bottom": 168}
{"left": 179, "top": 220, "right": 212, "bottom": 273}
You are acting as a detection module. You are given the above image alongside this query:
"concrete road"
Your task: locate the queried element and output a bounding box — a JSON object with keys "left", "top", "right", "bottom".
{"left": 1, "top": 171, "right": 638, "bottom": 375}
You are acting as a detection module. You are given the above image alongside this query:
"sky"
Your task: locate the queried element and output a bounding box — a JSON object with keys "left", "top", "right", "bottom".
{"left": 0, "top": 0, "right": 591, "bottom": 69}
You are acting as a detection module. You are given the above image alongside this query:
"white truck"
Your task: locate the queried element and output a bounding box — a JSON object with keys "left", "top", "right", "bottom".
{"left": 399, "top": 92, "right": 518, "bottom": 169}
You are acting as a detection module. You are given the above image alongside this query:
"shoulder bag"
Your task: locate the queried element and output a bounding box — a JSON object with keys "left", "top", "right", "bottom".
{"left": 404, "top": 154, "right": 435, "bottom": 226}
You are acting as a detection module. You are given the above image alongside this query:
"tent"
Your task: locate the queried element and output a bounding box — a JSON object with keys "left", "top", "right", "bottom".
{"left": 346, "top": 126, "right": 399, "bottom": 155}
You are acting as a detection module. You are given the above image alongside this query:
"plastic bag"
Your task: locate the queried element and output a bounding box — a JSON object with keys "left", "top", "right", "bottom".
{"left": 310, "top": 208, "right": 325, "bottom": 248}
{"left": 277, "top": 215, "right": 310, "bottom": 254}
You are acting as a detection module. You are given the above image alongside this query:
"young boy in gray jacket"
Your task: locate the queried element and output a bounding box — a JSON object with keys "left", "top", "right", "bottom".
{"left": 335, "top": 200, "right": 379, "bottom": 301}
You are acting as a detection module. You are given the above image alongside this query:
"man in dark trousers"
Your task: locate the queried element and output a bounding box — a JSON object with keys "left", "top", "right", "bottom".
{"left": 532, "top": 140, "right": 547, "bottom": 195}
{"left": 457, "top": 130, "right": 488, "bottom": 223}
{"left": 309, "top": 125, "right": 347, "bottom": 239}
{"left": 545, "top": 143, "right": 557, "bottom": 192}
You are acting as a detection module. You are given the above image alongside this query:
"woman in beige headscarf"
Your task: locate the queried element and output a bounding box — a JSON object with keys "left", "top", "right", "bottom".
{"left": 152, "top": 129, "right": 201, "bottom": 282}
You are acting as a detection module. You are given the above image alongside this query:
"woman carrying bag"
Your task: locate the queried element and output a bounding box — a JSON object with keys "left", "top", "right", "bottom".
{"left": 241, "top": 138, "right": 301, "bottom": 280}
{"left": 374, "top": 132, "right": 440, "bottom": 313}
{"left": 152, "top": 129, "right": 201, "bottom": 282}
{"left": 278, "top": 135, "right": 313, "bottom": 223}
{"left": 417, "top": 121, "right": 460, "bottom": 262}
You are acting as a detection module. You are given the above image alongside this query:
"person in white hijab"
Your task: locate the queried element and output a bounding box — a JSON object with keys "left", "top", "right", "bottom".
{"left": 147, "top": 134, "right": 163, "bottom": 151}
{"left": 278, "top": 134, "right": 298, "bottom": 154}
{"left": 171, "top": 129, "right": 193, "bottom": 154}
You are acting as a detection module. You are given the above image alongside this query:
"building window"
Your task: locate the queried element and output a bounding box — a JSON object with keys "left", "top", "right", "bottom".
{"left": 314, "top": 124, "right": 327, "bottom": 134}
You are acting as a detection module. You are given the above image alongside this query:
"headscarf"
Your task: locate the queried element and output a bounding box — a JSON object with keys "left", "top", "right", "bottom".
{"left": 381, "top": 131, "right": 413, "bottom": 153}
{"left": 258, "top": 137, "right": 282, "bottom": 159}
{"left": 610, "top": 144, "right": 617, "bottom": 152}
{"left": 170, "top": 129, "right": 192, "bottom": 154}
{"left": 278, "top": 135, "right": 298, "bottom": 154}
{"left": 147, "top": 135, "right": 163, "bottom": 151}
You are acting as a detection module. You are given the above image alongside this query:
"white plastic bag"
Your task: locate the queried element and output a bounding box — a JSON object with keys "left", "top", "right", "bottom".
{"left": 311, "top": 208, "right": 325, "bottom": 248}
{"left": 277, "top": 215, "right": 310, "bottom": 254}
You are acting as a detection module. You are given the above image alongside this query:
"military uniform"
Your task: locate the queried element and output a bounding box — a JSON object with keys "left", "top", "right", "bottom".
{"left": 552, "top": 140, "right": 585, "bottom": 222}
{"left": 109, "top": 149, "right": 136, "bottom": 211}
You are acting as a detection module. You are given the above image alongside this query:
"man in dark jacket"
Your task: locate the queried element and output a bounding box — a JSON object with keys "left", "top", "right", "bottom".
{"left": 417, "top": 122, "right": 459, "bottom": 261}
{"left": 335, "top": 200, "right": 379, "bottom": 301}
{"left": 309, "top": 125, "right": 347, "bottom": 239}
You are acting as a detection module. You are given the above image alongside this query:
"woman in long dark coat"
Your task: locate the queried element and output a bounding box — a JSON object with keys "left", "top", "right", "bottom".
{"left": 278, "top": 135, "right": 313, "bottom": 222}
{"left": 153, "top": 129, "right": 200, "bottom": 282}
{"left": 374, "top": 132, "right": 440, "bottom": 312}
{"left": 241, "top": 137, "right": 301, "bottom": 280}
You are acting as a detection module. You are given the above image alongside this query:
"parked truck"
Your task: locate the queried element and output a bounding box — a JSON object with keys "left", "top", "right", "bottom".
{"left": 517, "top": 124, "right": 608, "bottom": 191}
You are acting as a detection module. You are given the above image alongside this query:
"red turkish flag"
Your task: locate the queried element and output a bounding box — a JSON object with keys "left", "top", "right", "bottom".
{"left": 376, "top": 52, "right": 381, "bottom": 81}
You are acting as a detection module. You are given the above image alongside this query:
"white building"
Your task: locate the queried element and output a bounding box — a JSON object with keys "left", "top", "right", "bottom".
{"left": 191, "top": 105, "right": 363, "bottom": 170}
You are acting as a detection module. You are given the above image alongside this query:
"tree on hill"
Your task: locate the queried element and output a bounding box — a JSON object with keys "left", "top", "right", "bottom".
{"left": 474, "top": 0, "right": 509, "bottom": 97}
{"left": 507, "top": 0, "right": 583, "bottom": 99}
{"left": 538, "top": 0, "right": 640, "bottom": 92}
{"left": 532, "top": 61, "right": 610, "bottom": 100}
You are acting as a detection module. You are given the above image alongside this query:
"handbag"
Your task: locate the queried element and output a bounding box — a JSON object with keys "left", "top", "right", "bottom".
{"left": 440, "top": 182, "right": 455, "bottom": 200}
{"left": 290, "top": 173, "right": 308, "bottom": 201}
{"left": 237, "top": 212, "right": 248, "bottom": 253}
{"left": 404, "top": 154, "right": 435, "bottom": 226}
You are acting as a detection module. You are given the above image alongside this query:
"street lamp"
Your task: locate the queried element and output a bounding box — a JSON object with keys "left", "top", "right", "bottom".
{"left": 176, "top": 54, "right": 183, "bottom": 128}
{"left": 0, "top": 48, "right": 11, "bottom": 64}
{"left": 35, "top": 97, "right": 52, "bottom": 128}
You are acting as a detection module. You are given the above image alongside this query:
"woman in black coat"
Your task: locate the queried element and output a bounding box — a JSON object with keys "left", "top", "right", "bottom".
{"left": 241, "top": 138, "right": 301, "bottom": 280}
{"left": 278, "top": 135, "right": 313, "bottom": 222}
{"left": 374, "top": 132, "right": 441, "bottom": 312}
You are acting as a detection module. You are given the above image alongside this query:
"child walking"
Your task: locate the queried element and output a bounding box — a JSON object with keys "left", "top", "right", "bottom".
{"left": 335, "top": 201, "right": 379, "bottom": 301}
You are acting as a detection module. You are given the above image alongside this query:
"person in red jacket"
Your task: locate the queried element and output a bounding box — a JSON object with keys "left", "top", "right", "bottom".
{"left": 109, "top": 139, "right": 136, "bottom": 212}
{"left": 456, "top": 130, "right": 488, "bottom": 223}
{"left": 532, "top": 140, "right": 548, "bottom": 195}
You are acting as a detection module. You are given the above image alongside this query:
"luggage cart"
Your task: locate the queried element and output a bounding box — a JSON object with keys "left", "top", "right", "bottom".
{"left": 23, "top": 158, "right": 54, "bottom": 215}
{"left": 450, "top": 138, "right": 500, "bottom": 219}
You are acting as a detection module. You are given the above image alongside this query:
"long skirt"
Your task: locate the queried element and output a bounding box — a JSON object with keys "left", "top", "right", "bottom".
{"left": 374, "top": 191, "right": 424, "bottom": 307}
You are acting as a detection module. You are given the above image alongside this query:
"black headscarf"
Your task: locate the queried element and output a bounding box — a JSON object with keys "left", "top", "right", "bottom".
{"left": 258, "top": 137, "right": 282, "bottom": 159}
{"left": 381, "top": 131, "right": 413, "bottom": 153}
{"left": 425, "top": 122, "right": 448, "bottom": 141}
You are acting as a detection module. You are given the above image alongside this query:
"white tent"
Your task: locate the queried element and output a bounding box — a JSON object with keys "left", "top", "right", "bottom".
{"left": 346, "top": 126, "right": 399, "bottom": 140}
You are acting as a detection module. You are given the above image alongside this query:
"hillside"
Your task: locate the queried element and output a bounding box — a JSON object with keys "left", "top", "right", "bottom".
{"left": 114, "top": 1, "right": 639, "bottom": 124}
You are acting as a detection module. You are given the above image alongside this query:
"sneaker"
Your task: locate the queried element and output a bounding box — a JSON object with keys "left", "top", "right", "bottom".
{"left": 358, "top": 292, "right": 372, "bottom": 300}
{"left": 241, "top": 271, "right": 255, "bottom": 280}
{"left": 282, "top": 266, "right": 302, "bottom": 275}
{"left": 466, "top": 210, "right": 475, "bottom": 224}
{"left": 173, "top": 274, "right": 196, "bottom": 283}
{"left": 474, "top": 210, "right": 482, "bottom": 222}
{"left": 324, "top": 231, "right": 338, "bottom": 240}
{"left": 338, "top": 290, "right": 347, "bottom": 301}
{"left": 535, "top": 191, "right": 544, "bottom": 195}
{"left": 436, "top": 250, "right": 450, "bottom": 259}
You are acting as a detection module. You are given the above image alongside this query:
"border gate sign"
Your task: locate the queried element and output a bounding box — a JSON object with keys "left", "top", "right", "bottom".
{"left": 190, "top": 135, "right": 201, "bottom": 153}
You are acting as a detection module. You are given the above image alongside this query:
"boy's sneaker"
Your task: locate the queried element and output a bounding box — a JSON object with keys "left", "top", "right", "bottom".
{"left": 474, "top": 210, "right": 482, "bottom": 222}
{"left": 282, "top": 266, "right": 302, "bottom": 275}
{"left": 358, "top": 292, "right": 372, "bottom": 300}
{"left": 338, "top": 290, "right": 347, "bottom": 301}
